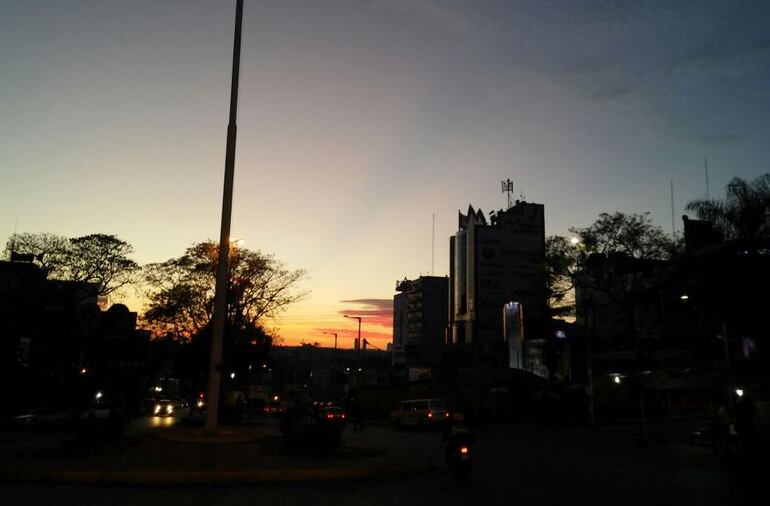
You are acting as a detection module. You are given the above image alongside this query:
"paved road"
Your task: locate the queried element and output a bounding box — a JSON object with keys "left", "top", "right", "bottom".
{"left": 1, "top": 419, "right": 762, "bottom": 506}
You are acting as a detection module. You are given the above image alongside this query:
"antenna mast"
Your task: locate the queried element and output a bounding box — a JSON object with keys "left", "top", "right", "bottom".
{"left": 670, "top": 179, "right": 676, "bottom": 237}
{"left": 431, "top": 213, "right": 435, "bottom": 275}
{"left": 705, "top": 157, "right": 710, "bottom": 198}
{"left": 501, "top": 178, "right": 514, "bottom": 209}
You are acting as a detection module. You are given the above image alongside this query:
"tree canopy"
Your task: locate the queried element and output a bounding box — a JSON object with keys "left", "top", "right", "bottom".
{"left": 568, "top": 212, "right": 676, "bottom": 261}
{"left": 143, "top": 241, "right": 307, "bottom": 341}
{"left": 686, "top": 173, "right": 770, "bottom": 240}
{"left": 4, "top": 232, "right": 70, "bottom": 278}
{"left": 548, "top": 212, "right": 679, "bottom": 353}
{"left": 4, "top": 232, "right": 139, "bottom": 297}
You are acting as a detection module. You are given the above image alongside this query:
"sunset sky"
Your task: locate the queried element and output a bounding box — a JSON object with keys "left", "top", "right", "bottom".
{"left": 2, "top": 1, "right": 769, "bottom": 348}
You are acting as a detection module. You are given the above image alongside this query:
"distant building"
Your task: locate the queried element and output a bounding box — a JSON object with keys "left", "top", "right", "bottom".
{"left": 392, "top": 276, "right": 448, "bottom": 373}
{"left": 448, "top": 201, "right": 547, "bottom": 368}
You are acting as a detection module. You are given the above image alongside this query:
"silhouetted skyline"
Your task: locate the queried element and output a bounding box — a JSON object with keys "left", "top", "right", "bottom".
{"left": 2, "top": 1, "right": 769, "bottom": 345}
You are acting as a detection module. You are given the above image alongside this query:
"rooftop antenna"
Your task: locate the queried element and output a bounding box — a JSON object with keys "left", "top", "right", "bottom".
{"left": 501, "top": 178, "right": 514, "bottom": 209}
{"left": 704, "top": 157, "right": 710, "bottom": 199}
{"left": 9, "top": 218, "right": 18, "bottom": 260}
{"left": 431, "top": 212, "right": 435, "bottom": 276}
{"left": 670, "top": 179, "right": 676, "bottom": 237}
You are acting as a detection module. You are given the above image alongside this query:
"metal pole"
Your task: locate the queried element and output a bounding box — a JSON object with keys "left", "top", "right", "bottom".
{"left": 721, "top": 321, "right": 730, "bottom": 369}
{"left": 587, "top": 304, "right": 595, "bottom": 426}
{"left": 206, "top": 0, "right": 244, "bottom": 433}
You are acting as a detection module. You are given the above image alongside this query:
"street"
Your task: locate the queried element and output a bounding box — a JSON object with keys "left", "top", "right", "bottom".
{"left": 0, "top": 416, "right": 760, "bottom": 506}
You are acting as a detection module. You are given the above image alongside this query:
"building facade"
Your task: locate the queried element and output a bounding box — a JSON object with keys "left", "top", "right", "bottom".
{"left": 448, "top": 201, "right": 547, "bottom": 365}
{"left": 392, "top": 276, "right": 449, "bottom": 372}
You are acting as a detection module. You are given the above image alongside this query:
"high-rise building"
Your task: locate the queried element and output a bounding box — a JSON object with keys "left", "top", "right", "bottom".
{"left": 448, "top": 201, "right": 547, "bottom": 363}
{"left": 392, "top": 276, "right": 449, "bottom": 371}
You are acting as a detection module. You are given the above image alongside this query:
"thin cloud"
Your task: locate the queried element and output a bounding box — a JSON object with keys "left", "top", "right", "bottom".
{"left": 340, "top": 298, "right": 392, "bottom": 308}
{"left": 338, "top": 298, "right": 393, "bottom": 328}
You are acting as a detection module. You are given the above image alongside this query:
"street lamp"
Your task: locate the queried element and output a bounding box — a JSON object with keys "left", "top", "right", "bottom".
{"left": 572, "top": 237, "right": 595, "bottom": 426}
{"left": 323, "top": 331, "right": 338, "bottom": 349}
{"left": 206, "top": 0, "right": 244, "bottom": 434}
{"left": 344, "top": 315, "right": 362, "bottom": 352}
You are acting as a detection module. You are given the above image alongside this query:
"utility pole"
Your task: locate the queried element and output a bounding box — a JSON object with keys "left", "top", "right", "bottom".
{"left": 344, "top": 315, "right": 362, "bottom": 353}
{"left": 323, "top": 331, "right": 338, "bottom": 349}
{"left": 431, "top": 213, "right": 435, "bottom": 276}
{"left": 721, "top": 322, "right": 730, "bottom": 369}
{"left": 670, "top": 179, "right": 676, "bottom": 237}
{"left": 501, "top": 178, "right": 514, "bottom": 209}
{"left": 206, "top": 0, "right": 244, "bottom": 434}
{"left": 705, "top": 157, "right": 710, "bottom": 198}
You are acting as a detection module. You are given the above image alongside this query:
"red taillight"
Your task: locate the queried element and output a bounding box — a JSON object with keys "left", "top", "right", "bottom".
{"left": 428, "top": 411, "right": 433, "bottom": 418}
{"left": 459, "top": 446, "right": 469, "bottom": 454}
{"left": 445, "top": 412, "right": 449, "bottom": 417}
{"left": 326, "top": 413, "right": 334, "bottom": 419}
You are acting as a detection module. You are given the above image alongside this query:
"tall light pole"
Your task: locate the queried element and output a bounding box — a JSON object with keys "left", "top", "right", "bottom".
{"left": 572, "top": 237, "right": 594, "bottom": 426}
{"left": 344, "top": 315, "right": 362, "bottom": 352}
{"left": 206, "top": 0, "right": 244, "bottom": 433}
{"left": 323, "top": 331, "right": 338, "bottom": 349}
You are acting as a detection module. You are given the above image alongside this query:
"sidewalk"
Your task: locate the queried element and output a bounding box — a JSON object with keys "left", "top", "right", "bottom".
{"left": 0, "top": 425, "right": 432, "bottom": 485}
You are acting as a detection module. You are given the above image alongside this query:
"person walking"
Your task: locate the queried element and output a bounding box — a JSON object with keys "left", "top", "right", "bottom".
{"left": 713, "top": 400, "right": 733, "bottom": 456}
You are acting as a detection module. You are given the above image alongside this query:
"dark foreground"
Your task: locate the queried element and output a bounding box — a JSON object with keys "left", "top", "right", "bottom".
{"left": 0, "top": 416, "right": 764, "bottom": 506}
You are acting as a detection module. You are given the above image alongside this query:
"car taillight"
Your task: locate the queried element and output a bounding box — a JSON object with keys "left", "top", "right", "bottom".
{"left": 445, "top": 412, "right": 450, "bottom": 417}
{"left": 459, "top": 446, "right": 469, "bottom": 454}
{"left": 326, "top": 413, "right": 334, "bottom": 419}
{"left": 428, "top": 411, "right": 433, "bottom": 418}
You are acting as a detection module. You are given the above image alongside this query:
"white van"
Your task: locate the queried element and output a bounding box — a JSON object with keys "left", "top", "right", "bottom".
{"left": 390, "top": 398, "right": 449, "bottom": 427}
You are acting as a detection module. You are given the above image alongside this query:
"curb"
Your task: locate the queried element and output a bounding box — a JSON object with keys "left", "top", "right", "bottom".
{"left": 0, "top": 459, "right": 433, "bottom": 486}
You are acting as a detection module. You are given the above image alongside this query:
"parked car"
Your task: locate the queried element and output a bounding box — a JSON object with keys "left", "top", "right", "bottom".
{"left": 390, "top": 398, "right": 449, "bottom": 427}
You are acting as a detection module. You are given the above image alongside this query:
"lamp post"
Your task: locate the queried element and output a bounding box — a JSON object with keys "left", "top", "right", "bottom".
{"left": 206, "top": 0, "right": 244, "bottom": 434}
{"left": 344, "top": 315, "right": 362, "bottom": 352}
{"left": 572, "top": 237, "right": 595, "bottom": 426}
{"left": 323, "top": 331, "right": 338, "bottom": 349}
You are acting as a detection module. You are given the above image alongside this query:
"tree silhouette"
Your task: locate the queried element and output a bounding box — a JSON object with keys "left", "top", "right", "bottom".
{"left": 143, "top": 241, "right": 307, "bottom": 341}
{"left": 686, "top": 174, "right": 770, "bottom": 240}
{"left": 4, "top": 232, "right": 70, "bottom": 278}
{"left": 4, "top": 232, "right": 139, "bottom": 298}
{"left": 66, "top": 234, "right": 139, "bottom": 297}
{"left": 570, "top": 212, "right": 678, "bottom": 354}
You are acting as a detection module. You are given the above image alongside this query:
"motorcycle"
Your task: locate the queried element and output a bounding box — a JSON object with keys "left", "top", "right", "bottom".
{"left": 446, "top": 438, "right": 473, "bottom": 482}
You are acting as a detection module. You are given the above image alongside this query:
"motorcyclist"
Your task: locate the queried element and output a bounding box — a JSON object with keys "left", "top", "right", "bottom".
{"left": 443, "top": 411, "right": 474, "bottom": 469}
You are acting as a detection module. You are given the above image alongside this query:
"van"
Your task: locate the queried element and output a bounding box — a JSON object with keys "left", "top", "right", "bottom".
{"left": 390, "top": 398, "right": 449, "bottom": 427}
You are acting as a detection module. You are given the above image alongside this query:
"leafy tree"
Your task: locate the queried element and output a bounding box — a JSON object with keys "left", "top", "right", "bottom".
{"left": 66, "top": 234, "right": 139, "bottom": 297}
{"left": 570, "top": 212, "right": 674, "bottom": 260}
{"left": 143, "top": 241, "right": 307, "bottom": 341}
{"left": 4, "top": 232, "right": 70, "bottom": 278}
{"left": 4, "top": 232, "right": 139, "bottom": 297}
{"left": 544, "top": 235, "right": 577, "bottom": 316}
{"left": 686, "top": 173, "right": 770, "bottom": 240}
{"left": 569, "top": 212, "right": 678, "bottom": 354}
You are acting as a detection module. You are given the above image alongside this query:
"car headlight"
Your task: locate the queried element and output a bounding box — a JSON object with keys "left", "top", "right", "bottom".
{"left": 154, "top": 405, "right": 161, "bottom": 414}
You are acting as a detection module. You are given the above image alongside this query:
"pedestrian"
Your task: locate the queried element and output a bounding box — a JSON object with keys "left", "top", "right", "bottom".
{"left": 735, "top": 394, "right": 757, "bottom": 456}
{"left": 713, "top": 401, "right": 733, "bottom": 456}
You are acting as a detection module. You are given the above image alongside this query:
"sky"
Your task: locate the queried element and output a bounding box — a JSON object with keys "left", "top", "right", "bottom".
{"left": 2, "top": 0, "right": 769, "bottom": 348}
